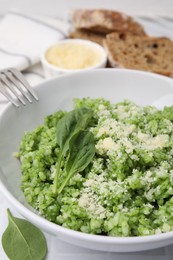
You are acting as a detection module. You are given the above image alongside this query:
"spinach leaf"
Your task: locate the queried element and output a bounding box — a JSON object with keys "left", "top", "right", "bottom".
{"left": 53, "top": 107, "right": 93, "bottom": 193}
{"left": 58, "top": 130, "right": 95, "bottom": 194}
{"left": 56, "top": 107, "right": 93, "bottom": 153}
{"left": 2, "top": 209, "right": 47, "bottom": 260}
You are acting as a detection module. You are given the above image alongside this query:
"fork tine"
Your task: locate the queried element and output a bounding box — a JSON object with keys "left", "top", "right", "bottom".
{"left": 0, "top": 81, "right": 19, "bottom": 107}
{"left": 9, "top": 68, "right": 39, "bottom": 101}
{"left": 0, "top": 73, "right": 26, "bottom": 105}
{"left": 0, "top": 67, "right": 39, "bottom": 107}
{"left": 4, "top": 71, "right": 33, "bottom": 103}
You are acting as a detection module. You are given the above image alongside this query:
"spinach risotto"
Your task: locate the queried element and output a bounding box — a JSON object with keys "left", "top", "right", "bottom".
{"left": 17, "top": 98, "right": 173, "bottom": 237}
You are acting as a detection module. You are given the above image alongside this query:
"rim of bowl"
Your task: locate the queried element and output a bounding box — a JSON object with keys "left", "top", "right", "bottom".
{"left": 41, "top": 39, "right": 108, "bottom": 73}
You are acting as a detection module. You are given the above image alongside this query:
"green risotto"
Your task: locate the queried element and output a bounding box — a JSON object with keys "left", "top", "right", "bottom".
{"left": 17, "top": 98, "right": 173, "bottom": 236}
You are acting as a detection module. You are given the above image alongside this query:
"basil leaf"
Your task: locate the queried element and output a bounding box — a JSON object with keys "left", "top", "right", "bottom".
{"left": 53, "top": 107, "right": 93, "bottom": 193}
{"left": 58, "top": 130, "right": 95, "bottom": 194}
{"left": 2, "top": 209, "right": 47, "bottom": 260}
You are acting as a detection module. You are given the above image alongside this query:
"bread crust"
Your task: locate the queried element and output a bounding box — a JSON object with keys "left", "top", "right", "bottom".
{"left": 72, "top": 9, "right": 146, "bottom": 35}
{"left": 69, "top": 29, "right": 106, "bottom": 46}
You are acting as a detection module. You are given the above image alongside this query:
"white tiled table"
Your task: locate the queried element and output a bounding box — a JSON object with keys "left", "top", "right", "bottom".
{"left": 0, "top": 0, "right": 173, "bottom": 18}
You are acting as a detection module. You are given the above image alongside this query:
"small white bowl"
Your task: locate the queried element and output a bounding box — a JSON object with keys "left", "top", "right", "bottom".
{"left": 41, "top": 39, "right": 107, "bottom": 78}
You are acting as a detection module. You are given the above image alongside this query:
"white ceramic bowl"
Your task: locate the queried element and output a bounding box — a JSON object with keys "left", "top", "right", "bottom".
{"left": 1, "top": 69, "right": 173, "bottom": 252}
{"left": 41, "top": 39, "right": 107, "bottom": 78}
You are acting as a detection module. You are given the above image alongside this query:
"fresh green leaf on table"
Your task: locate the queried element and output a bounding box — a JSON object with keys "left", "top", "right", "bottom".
{"left": 2, "top": 209, "right": 47, "bottom": 260}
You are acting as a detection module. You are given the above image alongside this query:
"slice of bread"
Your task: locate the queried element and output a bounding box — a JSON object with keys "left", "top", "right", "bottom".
{"left": 71, "top": 9, "right": 146, "bottom": 35}
{"left": 69, "top": 29, "right": 106, "bottom": 46}
{"left": 104, "top": 32, "right": 173, "bottom": 77}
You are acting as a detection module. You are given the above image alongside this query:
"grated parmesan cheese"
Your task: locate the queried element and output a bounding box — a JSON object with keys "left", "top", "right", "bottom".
{"left": 45, "top": 42, "right": 102, "bottom": 69}
{"left": 137, "top": 132, "right": 169, "bottom": 150}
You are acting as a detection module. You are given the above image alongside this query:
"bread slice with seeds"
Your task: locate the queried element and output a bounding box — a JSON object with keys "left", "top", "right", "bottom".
{"left": 104, "top": 32, "right": 173, "bottom": 77}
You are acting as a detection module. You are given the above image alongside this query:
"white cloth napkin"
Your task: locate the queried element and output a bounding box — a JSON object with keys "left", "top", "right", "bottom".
{"left": 0, "top": 11, "right": 70, "bottom": 71}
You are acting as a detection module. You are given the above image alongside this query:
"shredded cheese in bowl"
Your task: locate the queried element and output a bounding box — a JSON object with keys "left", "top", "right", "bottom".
{"left": 41, "top": 39, "right": 107, "bottom": 77}
{"left": 45, "top": 42, "right": 103, "bottom": 69}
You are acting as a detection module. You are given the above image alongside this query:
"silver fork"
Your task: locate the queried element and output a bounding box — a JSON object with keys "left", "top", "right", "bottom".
{"left": 0, "top": 68, "right": 39, "bottom": 107}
